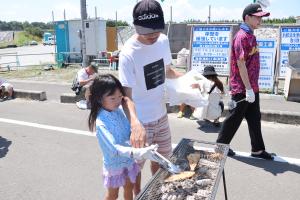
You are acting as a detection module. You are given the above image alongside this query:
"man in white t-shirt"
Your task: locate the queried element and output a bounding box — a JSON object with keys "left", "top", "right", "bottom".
{"left": 75, "top": 63, "right": 97, "bottom": 109}
{"left": 119, "top": 0, "right": 182, "bottom": 195}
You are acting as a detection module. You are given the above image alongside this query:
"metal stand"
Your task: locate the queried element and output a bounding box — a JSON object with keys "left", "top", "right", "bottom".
{"left": 222, "top": 170, "right": 228, "bottom": 200}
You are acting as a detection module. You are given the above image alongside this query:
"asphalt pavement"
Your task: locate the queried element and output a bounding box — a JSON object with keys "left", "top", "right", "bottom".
{"left": 0, "top": 98, "right": 299, "bottom": 200}
{"left": 0, "top": 80, "right": 299, "bottom": 200}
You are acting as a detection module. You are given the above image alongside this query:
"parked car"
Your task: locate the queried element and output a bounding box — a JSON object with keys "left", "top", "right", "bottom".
{"left": 29, "top": 40, "right": 38, "bottom": 45}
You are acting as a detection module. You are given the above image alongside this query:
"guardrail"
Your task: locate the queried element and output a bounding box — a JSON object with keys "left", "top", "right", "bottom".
{"left": 0, "top": 52, "right": 55, "bottom": 70}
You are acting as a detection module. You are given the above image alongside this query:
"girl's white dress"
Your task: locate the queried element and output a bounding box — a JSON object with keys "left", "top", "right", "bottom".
{"left": 195, "top": 79, "right": 223, "bottom": 120}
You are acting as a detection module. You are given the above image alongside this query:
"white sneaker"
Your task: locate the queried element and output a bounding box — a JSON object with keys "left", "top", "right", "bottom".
{"left": 76, "top": 100, "right": 87, "bottom": 110}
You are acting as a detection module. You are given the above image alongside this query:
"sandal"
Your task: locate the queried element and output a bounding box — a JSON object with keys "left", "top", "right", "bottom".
{"left": 251, "top": 151, "right": 276, "bottom": 160}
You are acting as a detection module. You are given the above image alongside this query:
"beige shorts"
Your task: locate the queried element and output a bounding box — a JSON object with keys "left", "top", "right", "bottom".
{"left": 144, "top": 114, "right": 172, "bottom": 159}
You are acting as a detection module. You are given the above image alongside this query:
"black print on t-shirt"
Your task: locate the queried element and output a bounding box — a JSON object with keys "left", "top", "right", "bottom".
{"left": 143, "top": 58, "right": 165, "bottom": 90}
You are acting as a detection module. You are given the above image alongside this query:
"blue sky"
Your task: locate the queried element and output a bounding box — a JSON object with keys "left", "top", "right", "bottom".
{"left": 0, "top": 0, "right": 299, "bottom": 23}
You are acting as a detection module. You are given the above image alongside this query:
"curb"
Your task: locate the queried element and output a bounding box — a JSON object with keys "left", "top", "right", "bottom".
{"left": 61, "top": 96, "right": 300, "bottom": 125}
{"left": 60, "top": 93, "right": 84, "bottom": 103}
{"left": 14, "top": 89, "right": 47, "bottom": 101}
{"left": 260, "top": 109, "right": 300, "bottom": 125}
{"left": 167, "top": 104, "right": 300, "bottom": 125}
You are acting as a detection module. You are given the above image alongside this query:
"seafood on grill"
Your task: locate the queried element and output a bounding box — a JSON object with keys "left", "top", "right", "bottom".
{"left": 164, "top": 171, "right": 195, "bottom": 182}
{"left": 209, "top": 152, "right": 223, "bottom": 161}
{"left": 187, "top": 153, "right": 201, "bottom": 171}
{"left": 196, "top": 179, "right": 212, "bottom": 187}
{"left": 161, "top": 152, "right": 220, "bottom": 199}
{"left": 199, "top": 158, "right": 219, "bottom": 168}
{"left": 160, "top": 174, "right": 213, "bottom": 200}
{"left": 137, "top": 139, "right": 229, "bottom": 200}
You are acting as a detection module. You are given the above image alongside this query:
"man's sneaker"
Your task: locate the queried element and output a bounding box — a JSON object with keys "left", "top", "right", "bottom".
{"left": 251, "top": 151, "right": 276, "bottom": 160}
{"left": 228, "top": 148, "right": 236, "bottom": 157}
{"left": 177, "top": 111, "right": 184, "bottom": 118}
{"left": 213, "top": 122, "right": 221, "bottom": 127}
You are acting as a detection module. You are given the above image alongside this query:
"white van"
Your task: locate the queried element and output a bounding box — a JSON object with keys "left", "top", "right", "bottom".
{"left": 43, "top": 36, "right": 55, "bottom": 45}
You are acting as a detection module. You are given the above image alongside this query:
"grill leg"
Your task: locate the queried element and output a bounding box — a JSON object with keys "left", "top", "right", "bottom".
{"left": 222, "top": 170, "right": 228, "bottom": 200}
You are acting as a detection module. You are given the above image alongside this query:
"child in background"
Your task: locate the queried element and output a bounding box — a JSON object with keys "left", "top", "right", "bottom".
{"left": 191, "top": 66, "right": 224, "bottom": 126}
{"left": 88, "top": 74, "right": 158, "bottom": 200}
{"left": 0, "top": 79, "right": 14, "bottom": 101}
{"left": 177, "top": 103, "right": 197, "bottom": 120}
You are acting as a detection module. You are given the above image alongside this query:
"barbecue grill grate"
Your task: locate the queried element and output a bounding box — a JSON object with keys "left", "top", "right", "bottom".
{"left": 135, "top": 138, "right": 229, "bottom": 200}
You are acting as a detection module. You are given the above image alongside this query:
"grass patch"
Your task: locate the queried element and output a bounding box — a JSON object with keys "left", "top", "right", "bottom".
{"left": 15, "top": 31, "right": 41, "bottom": 46}
{"left": 0, "top": 64, "right": 119, "bottom": 83}
{"left": 0, "top": 31, "right": 42, "bottom": 47}
{"left": 0, "top": 65, "right": 80, "bottom": 83}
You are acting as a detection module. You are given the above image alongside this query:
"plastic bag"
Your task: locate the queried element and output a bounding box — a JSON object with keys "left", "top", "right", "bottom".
{"left": 165, "top": 70, "right": 209, "bottom": 108}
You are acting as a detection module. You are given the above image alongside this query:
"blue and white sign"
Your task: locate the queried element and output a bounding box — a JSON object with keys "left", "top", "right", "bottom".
{"left": 279, "top": 27, "right": 300, "bottom": 77}
{"left": 257, "top": 39, "right": 276, "bottom": 90}
{"left": 190, "top": 26, "right": 231, "bottom": 75}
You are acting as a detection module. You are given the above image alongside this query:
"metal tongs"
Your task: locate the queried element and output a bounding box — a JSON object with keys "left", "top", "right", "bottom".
{"left": 151, "top": 150, "right": 182, "bottom": 174}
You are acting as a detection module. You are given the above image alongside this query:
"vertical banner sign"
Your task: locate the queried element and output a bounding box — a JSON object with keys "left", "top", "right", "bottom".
{"left": 190, "top": 26, "right": 231, "bottom": 75}
{"left": 257, "top": 39, "right": 276, "bottom": 90}
{"left": 279, "top": 26, "right": 300, "bottom": 77}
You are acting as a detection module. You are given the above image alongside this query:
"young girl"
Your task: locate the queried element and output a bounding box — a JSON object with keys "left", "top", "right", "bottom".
{"left": 191, "top": 66, "right": 224, "bottom": 126}
{"left": 88, "top": 74, "right": 157, "bottom": 200}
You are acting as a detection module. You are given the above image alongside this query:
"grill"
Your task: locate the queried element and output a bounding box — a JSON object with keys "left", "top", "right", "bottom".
{"left": 136, "top": 138, "right": 229, "bottom": 200}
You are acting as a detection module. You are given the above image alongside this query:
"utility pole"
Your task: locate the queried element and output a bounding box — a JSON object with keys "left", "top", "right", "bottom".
{"left": 95, "top": 6, "right": 98, "bottom": 19}
{"left": 64, "top": 9, "right": 66, "bottom": 20}
{"left": 52, "top": 11, "right": 57, "bottom": 65}
{"left": 167, "top": 6, "right": 172, "bottom": 37}
{"left": 80, "top": 0, "right": 88, "bottom": 67}
{"left": 52, "top": 11, "right": 55, "bottom": 22}
{"left": 170, "top": 6, "right": 172, "bottom": 23}
{"left": 208, "top": 5, "right": 211, "bottom": 24}
{"left": 115, "top": 11, "right": 118, "bottom": 50}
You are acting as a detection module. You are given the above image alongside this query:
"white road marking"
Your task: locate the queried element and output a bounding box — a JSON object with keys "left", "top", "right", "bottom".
{"left": 172, "top": 144, "right": 300, "bottom": 166}
{"left": 0, "top": 117, "right": 94, "bottom": 137}
{"left": 1, "top": 117, "right": 299, "bottom": 166}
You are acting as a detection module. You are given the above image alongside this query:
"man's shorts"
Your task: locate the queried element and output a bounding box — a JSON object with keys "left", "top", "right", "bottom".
{"left": 144, "top": 114, "right": 172, "bottom": 159}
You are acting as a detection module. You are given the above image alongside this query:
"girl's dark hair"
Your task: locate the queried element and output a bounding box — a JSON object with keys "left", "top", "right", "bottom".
{"left": 88, "top": 74, "right": 125, "bottom": 132}
{"left": 204, "top": 75, "right": 224, "bottom": 93}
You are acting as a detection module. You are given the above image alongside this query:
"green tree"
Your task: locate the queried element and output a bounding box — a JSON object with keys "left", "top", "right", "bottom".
{"left": 106, "top": 20, "right": 129, "bottom": 27}
{"left": 24, "top": 26, "right": 43, "bottom": 37}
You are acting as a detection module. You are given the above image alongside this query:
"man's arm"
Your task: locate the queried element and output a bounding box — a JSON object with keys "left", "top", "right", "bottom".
{"left": 79, "top": 78, "right": 93, "bottom": 87}
{"left": 122, "top": 87, "right": 146, "bottom": 148}
{"left": 237, "top": 59, "right": 255, "bottom": 103}
{"left": 237, "top": 59, "right": 251, "bottom": 90}
{"left": 166, "top": 65, "right": 183, "bottom": 79}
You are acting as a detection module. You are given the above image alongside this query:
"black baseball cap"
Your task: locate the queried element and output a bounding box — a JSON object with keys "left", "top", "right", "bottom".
{"left": 133, "top": 0, "right": 165, "bottom": 35}
{"left": 89, "top": 62, "right": 98, "bottom": 73}
{"left": 203, "top": 66, "right": 218, "bottom": 76}
{"left": 242, "top": 3, "right": 270, "bottom": 21}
